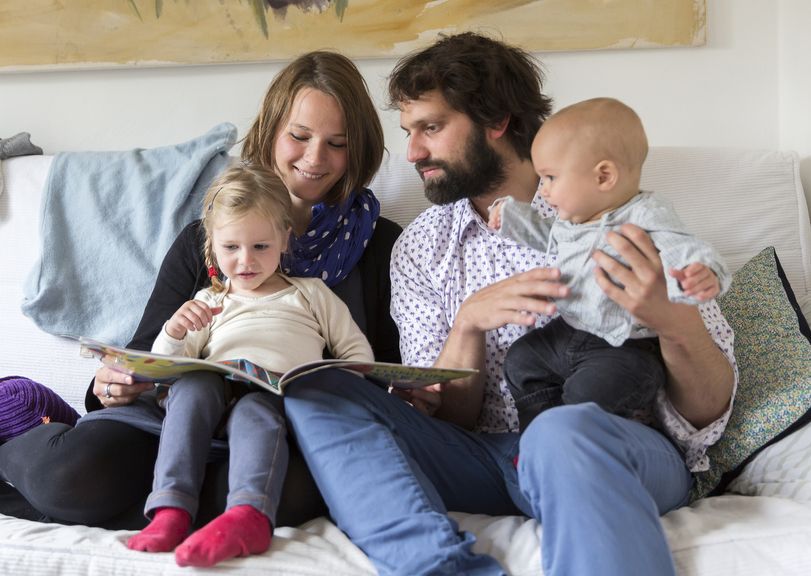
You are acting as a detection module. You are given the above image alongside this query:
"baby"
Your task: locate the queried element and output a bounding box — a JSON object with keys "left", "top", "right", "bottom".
{"left": 489, "top": 97, "right": 730, "bottom": 432}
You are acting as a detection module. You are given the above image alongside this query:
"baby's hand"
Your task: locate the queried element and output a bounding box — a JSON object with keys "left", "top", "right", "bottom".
{"left": 164, "top": 300, "right": 223, "bottom": 340}
{"left": 488, "top": 203, "right": 503, "bottom": 230}
{"left": 670, "top": 263, "right": 720, "bottom": 301}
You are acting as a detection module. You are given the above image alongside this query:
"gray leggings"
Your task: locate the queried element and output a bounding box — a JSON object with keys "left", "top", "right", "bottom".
{"left": 147, "top": 371, "right": 288, "bottom": 524}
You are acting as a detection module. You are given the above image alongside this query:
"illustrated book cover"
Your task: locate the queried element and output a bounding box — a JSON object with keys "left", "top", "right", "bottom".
{"left": 78, "top": 337, "right": 477, "bottom": 395}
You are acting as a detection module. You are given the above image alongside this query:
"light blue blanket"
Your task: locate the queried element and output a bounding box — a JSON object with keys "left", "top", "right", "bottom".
{"left": 22, "top": 123, "right": 237, "bottom": 345}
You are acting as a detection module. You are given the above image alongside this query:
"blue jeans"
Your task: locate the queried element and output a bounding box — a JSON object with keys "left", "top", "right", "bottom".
{"left": 284, "top": 369, "right": 693, "bottom": 576}
{"left": 147, "top": 371, "right": 288, "bottom": 524}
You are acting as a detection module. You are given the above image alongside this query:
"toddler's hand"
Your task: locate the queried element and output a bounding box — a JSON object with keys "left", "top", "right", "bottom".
{"left": 488, "top": 203, "right": 503, "bottom": 230}
{"left": 164, "top": 300, "right": 223, "bottom": 340}
{"left": 670, "top": 263, "right": 720, "bottom": 301}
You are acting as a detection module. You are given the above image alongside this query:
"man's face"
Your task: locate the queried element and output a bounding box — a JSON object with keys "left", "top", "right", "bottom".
{"left": 399, "top": 91, "right": 505, "bottom": 205}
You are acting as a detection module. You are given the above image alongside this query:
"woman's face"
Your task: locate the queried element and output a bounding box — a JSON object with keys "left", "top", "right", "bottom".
{"left": 274, "top": 87, "right": 349, "bottom": 208}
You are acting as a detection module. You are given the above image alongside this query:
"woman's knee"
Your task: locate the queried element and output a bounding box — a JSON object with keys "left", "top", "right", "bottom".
{"left": 1, "top": 422, "right": 74, "bottom": 483}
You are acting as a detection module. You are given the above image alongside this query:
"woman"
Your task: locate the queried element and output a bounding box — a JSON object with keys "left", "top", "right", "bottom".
{"left": 0, "top": 51, "right": 401, "bottom": 530}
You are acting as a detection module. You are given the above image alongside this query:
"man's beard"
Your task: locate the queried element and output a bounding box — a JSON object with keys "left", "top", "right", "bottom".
{"left": 416, "top": 127, "right": 506, "bottom": 205}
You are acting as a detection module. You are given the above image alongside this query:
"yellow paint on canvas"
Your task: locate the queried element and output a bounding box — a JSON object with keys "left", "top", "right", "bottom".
{"left": 0, "top": 0, "right": 705, "bottom": 70}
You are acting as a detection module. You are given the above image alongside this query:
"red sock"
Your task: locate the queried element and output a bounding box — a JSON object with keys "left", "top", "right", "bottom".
{"left": 174, "top": 505, "right": 271, "bottom": 567}
{"left": 127, "top": 507, "right": 191, "bottom": 553}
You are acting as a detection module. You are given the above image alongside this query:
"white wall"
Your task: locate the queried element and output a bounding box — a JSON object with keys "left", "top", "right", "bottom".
{"left": 543, "top": 0, "right": 779, "bottom": 150}
{"left": 0, "top": 0, "right": 805, "bottom": 162}
{"left": 778, "top": 0, "right": 811, "bottom": 198}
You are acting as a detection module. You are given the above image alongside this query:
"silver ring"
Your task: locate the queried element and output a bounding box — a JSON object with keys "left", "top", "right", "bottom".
{"left": 104, "top": 383, "right": 113, "bottom": 399}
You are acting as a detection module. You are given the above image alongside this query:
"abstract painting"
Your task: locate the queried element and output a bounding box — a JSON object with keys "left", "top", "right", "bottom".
{"left": 0, "top": 0, "right": 706, "bottom": 70}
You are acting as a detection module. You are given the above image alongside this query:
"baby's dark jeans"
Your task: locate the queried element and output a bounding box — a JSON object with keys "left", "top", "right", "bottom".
{"left": 504, "top": 317, "right": 665, "bottom": 433}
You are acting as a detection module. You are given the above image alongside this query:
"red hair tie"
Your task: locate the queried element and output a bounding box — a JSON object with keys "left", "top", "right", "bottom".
{"left": 207, "top": 266, "right": 218, "bottom": 279}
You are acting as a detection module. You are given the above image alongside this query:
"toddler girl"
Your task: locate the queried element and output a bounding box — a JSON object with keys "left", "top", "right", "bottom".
{"left": 125, "top": 163, "right": 373, "bottom": 566}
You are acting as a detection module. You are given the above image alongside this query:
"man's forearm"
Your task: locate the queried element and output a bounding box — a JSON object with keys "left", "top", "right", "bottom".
{"left": 424, "top": 268, "right": 565, "bottom": 429}
{"left": 658, "top": 305, "right": 734, "bottom": 428}
{"left": 432, "top": 321, "right": 488, "bottom": 429}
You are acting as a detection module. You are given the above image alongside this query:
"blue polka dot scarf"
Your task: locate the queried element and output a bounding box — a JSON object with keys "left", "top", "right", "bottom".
{"left": 282, "top": 187, "right": 380, "bottom": 287}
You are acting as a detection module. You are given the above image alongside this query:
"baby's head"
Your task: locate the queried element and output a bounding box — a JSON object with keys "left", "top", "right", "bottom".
{"left": 201, "top": 163, "right": 292, "bottom": 292}
{"left": 531, "top": 97, "right": 648, "bottom": 223}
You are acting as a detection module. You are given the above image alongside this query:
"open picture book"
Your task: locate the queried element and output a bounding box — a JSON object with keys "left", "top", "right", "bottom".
{"left": 78, "top": 337, "right": 477, "bottom": 396}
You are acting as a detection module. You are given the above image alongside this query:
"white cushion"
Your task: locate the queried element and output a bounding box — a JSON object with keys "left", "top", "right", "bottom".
{"left": 727, "top": 420, "right": 811, "bottom": 501}
{"left": 641, "top": 147, "right": 811, "bottom": 323}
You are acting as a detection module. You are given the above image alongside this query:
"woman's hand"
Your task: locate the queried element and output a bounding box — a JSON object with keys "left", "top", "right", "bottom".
{"left": 93, "top": 362, "right": 153, "bottom": 408}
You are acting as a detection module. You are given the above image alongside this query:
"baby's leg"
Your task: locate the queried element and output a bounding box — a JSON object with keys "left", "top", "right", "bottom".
{"left": 127, "top": 371, "right": 227, "bottom": 552}
{"left": 564, "top": 336, "right": 665, "bottom": 421}
{"left": 503, "top": 317, "right": 571, "bottom": 432}
{"left": 175, "top": 392, "right": 286, "bottom": 567}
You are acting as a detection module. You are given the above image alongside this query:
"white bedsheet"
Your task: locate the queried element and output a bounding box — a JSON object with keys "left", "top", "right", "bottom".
{"left": 2, "top": 496, "right": 811, "bottom": 575}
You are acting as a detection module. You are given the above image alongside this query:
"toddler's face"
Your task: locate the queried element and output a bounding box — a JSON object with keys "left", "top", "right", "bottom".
{"left": 212, "top": 212, "right": 288, "bottom": 297}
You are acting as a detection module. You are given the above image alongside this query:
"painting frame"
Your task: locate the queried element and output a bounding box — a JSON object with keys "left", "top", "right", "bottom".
{"left": 0, "top": 0, "right": 706, "bottom": 71}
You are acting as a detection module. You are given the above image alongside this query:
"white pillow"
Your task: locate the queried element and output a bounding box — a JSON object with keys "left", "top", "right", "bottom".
{"left": 727, "top": 421, "right": 811, "bottom": 501}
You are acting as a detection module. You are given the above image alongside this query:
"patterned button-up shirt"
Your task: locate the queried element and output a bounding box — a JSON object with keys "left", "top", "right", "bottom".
{"left": 391, "top": 194, "right": 738, "bottom": 472}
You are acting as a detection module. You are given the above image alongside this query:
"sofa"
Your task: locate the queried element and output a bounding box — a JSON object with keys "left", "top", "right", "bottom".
{"left": 1, "top": 143, "right": 811, "bottom": 575}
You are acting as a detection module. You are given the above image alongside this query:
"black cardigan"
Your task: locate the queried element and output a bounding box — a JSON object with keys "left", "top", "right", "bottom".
{"left": 85, "top": 217, "right": 402, "bottom": 412}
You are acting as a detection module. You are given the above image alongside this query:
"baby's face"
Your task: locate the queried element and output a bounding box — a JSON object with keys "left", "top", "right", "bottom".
{"left": 531, "top": 126, "right": 606, "bottom": 224}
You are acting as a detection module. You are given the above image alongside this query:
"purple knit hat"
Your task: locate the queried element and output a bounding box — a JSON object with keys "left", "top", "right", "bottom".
{"left": 0, "top": 376, "right": 80, "bottom": 443}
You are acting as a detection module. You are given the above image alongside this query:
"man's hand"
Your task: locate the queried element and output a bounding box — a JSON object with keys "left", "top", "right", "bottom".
{"left": 454, "top": 267, "right": 568, "bottom": 335}
{"left": 431, "top": 266, "right": 568, "bottom": 429}
{"left": 591, "top": 223, "right": 681, "bottom": 336}
{"left": 390, "top": 383, "right": 443, "bottom": 417}
{"left": 592, "top": 223, "right": 734, "bottom": 427}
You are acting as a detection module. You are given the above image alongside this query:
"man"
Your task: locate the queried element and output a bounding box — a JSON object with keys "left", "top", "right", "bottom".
{"left": 285, "top": 32, "right": 736, "bottom": 576}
